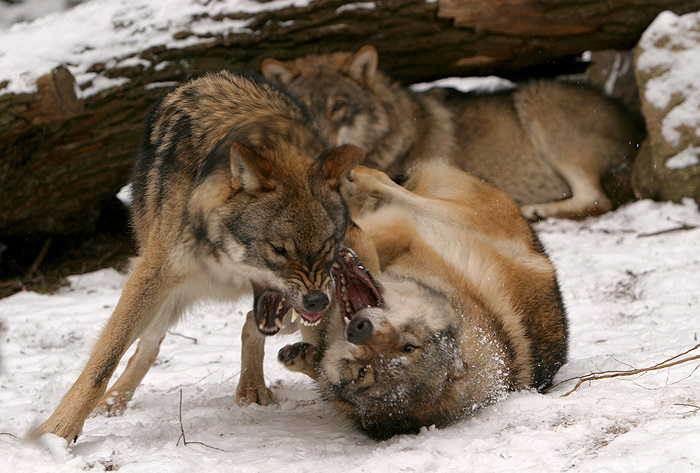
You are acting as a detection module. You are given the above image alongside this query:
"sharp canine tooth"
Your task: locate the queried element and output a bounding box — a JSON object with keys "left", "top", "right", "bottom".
{"left": 275, "top": 318, "right": 285, "bottom": 329}
{"left": 291, "top": 309, "right": 299, "bottom": 323}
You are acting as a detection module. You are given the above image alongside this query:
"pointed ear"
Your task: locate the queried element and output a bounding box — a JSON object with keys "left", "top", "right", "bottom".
{"left": 230, "top": 142, "right": 276, "bottom": 193}
{"left": 319, "top": 144, "right": 365, "bottom": 190}
{"left": 261, "top": 58, "right": 299, "bottom": 87}
{"left": 345, "top": 45, "right": 378, "bottom": 89}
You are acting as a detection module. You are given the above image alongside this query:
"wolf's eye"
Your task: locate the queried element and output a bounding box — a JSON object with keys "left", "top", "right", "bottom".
{"left": 330, "top": 97, "right": 347, "bottom": 116}
{"left": 271, "top": 244, "right": 288, "bottom": 257}
{"left": 358, "top": 366, "right": 368, "bottom": 379}
{"left": 402, "top": 344, "right": 419, "bottom": 354}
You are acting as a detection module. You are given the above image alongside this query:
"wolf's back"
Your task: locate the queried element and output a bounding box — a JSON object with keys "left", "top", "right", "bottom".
{"left": 129, "top": 70, "right": 322, "bottom": 247}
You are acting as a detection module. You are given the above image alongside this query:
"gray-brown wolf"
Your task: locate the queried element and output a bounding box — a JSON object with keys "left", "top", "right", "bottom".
{"left": 262, "top": 45, "right": 645, "bottom": 220}
{"left": 32, "top": 69, "right": 363, "bottom": 443}
{"left": 279, "top": 161, "right": 568, "bottom": 439}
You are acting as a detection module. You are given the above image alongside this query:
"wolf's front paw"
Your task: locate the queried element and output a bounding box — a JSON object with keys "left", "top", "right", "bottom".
{"left": 235, "top": 384, "right": 273, "bottom": 406}
{"left": 278, "top": 342, "right": 317, "bottom": 378}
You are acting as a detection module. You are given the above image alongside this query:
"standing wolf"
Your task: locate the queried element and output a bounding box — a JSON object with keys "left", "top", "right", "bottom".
{"left": 279, "top": 162, "right": 568, "bottom": 439}
{"left": 262, "top": 45, "right": 645, "bottom": 220}
{"left": 32, "top": 70, "right": 363, "bottom": 443}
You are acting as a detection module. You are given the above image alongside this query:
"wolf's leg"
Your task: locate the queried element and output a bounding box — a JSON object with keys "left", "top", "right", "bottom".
{"left": 31, "top": 255, "right": 172, "bottom": 443}
{"left": 344, "top": 166, "right": 418, "bottom": 206}
{"left": 519, "top": 161, "right": 611, "bottom": 220}
{"left": 236, "top": 310, "right": 273, "bottom": 406}
{"left": 514, "top": 84, "right": 613, "bottom": 220}
{"left": 92, "top": 332, "right": 166, "bottom": 417}
{"left": 278, "top": 342, "right": 318, "bottom": 379}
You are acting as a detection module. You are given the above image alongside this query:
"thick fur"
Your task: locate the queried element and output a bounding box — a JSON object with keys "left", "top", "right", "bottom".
{"left": 279, "top": 162, "right": 568, "bottom": 440}
{"left": 262, "top": 45, "right": 645, "bottom": 220}
{"left": 32, "top": 70, "right": 363, "bottom": 443}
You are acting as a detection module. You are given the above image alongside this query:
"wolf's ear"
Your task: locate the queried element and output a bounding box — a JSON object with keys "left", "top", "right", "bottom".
{"left": 346, "top": 45, "right": 378, "bottom": 89}
{"left": 261, "top": 58, "right": 298, "bottom": 87}
{"left": 230, "top": 142, "right": 276, "bottom": 193}
{"left": 318, "top": 144, "right": 365, "bottom": 190}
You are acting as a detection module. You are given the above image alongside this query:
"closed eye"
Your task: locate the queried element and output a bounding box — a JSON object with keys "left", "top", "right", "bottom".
{"left": 271, "top": 244, "right": 288, "bottom": 257}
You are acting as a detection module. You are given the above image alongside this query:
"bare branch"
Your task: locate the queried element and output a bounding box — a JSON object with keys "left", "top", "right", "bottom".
{"left": 549, "top": 344, "right": 700, "bottom": 397}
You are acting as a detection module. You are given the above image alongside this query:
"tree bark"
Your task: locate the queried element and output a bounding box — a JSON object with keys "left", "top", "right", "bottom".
{"left": 2, "top": 0, "right": 700, "bottom": 239}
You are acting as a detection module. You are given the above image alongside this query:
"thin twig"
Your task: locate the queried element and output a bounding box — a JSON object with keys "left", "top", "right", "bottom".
{"left": 638, "top": 224, "right": 698, "bottom": 238}
{"left": 674, "top": 403, "right": 700, "bottom": 410}
{"left": 0, "top": 432, "right": 20, "bottom": 439}
{"left": 176, "top": 390, "right": 228, "bottom": 452}
{"left": 549, "top": 344, "right": 700, "bottom": 397}
{"left": 167, "top": 330, "right": 198, "bottom": 344}
{"left": 28, "top": 236, "right": 52, "bottom": 276}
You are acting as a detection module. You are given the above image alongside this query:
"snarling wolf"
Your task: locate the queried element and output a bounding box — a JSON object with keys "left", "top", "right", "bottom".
{"left": 279, "top": 162, "right": 568, "bottom": 439}
{"left": 262, "top": 45, "right": 645, "bottom": 220}
{"left": 33, "top": 69, "right": 363, "bottom": 443}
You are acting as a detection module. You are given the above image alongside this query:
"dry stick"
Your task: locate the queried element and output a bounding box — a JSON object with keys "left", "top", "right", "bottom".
{"left": 168, "top": 330, "right": 198, "bottom": 344}
{"left": 28, "top": 236, "right": 52, "bottom": 276}
{"left": 551, "top": 344, "right": 700, "bottom": 397}
{"left": 638, "top": 224, "right": 698, "bottom": 238}
{"left": 176, "top": 390, "right": 228, "bottom": 452}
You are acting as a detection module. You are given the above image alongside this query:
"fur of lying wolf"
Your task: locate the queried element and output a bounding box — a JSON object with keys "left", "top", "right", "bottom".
{"left": 262, "top": 45, "right": 645, "bottom": 220}
{"left": 32, "top": 69, "right": 363, "bottom": 443}
{"left": 279, "top": 162, "right": 568, "bottom": 440}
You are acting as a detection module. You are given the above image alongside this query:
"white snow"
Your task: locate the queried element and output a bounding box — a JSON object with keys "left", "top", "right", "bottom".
{"left": 637, "top": 10, "right": 700, "bottom": 147}
{"left": 410, "top": 76, "right": 515, "bottom": 94}
{"left": 666, "top": 145, "right": 700, "bottom": 169}
{"left": 0, "top": 0, "right": 311, "bottom": 97}
{"left": 1, "top": 198, "right": 699, "bottom": 472}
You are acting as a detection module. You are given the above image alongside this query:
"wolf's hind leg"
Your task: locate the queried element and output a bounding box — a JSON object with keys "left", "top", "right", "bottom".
{"left": 236, "top": 310, "right": 273, "bottom": 406}
{"left": 520, "top": 161, "right": 611, "bottom": 220}
{"left": 343, "top": 166, "right": 417, "bottom": 205}
{"left": 31, "top": 256, "right": 172, "bottom": 443}
{"left": 93, "top": 332, "right": 166, "bottom": 417}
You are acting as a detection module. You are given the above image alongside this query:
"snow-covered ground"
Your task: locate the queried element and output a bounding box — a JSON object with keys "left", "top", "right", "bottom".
{"left": 1, "top": 198, "right": 699, "bottom": 472}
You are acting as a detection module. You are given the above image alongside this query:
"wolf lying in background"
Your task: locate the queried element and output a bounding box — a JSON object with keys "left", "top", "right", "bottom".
{"left": 262, "top": 45, "right": 645, "bottom": 220}
{"left": 279, "top": 162, "right": 568, "bottom": 440}
{"left": 32, "top": 70, "right": 364, "bottom": 443}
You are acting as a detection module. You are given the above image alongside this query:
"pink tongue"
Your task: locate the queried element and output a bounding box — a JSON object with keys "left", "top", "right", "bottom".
{"left": 301, "top": 311, "right": 322, "bottom": 323}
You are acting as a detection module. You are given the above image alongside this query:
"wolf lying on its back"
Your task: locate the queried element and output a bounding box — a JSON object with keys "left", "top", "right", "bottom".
{"left": 262, "top": 45, "right": 645, "bottom": 220}
{"left": 279, "top": 162, "right": 568, "bottom": 440}
{"left": 33, "top": 70, "right": 363, "bottom": 443}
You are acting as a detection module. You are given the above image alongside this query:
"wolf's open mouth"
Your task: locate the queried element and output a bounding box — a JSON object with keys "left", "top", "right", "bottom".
{"left": 255, "top": 292, "right": 324, "bottom": 335}
{"left": 332, "top": 248, "right": 383, "bottom": 323}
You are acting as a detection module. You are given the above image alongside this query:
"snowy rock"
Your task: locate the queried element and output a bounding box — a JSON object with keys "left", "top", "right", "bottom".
{"left": 633, "top": 10, "right": 700, "bottom": 205}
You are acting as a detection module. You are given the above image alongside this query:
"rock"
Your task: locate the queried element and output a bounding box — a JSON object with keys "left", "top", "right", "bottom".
{"left": 633, "top": 10, "right": 700, "bottom": 205}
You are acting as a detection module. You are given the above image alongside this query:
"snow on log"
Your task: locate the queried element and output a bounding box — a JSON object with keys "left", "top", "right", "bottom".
{"left": 2, "top": 0, "right": 700, "bottom": 238}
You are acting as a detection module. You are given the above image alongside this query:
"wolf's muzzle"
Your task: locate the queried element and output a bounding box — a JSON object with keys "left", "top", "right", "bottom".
{"left": 347, "top": 316, "right": 373, "bottom": 344}
{"left": 303, "top": 292, "right": 329, "bottom": 313}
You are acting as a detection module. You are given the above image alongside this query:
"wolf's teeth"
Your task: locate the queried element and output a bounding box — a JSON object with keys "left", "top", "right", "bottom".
{"left": 291, "top": 308, "right": 299, "bottom": 323}
{"left": 275, "top": 318, "right": 285, "bottom": 329}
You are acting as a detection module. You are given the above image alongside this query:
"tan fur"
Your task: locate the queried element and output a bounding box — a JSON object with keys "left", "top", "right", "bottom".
{"left": 32, "top": 70, "right": 363, "bottom": 443}
{"left": 279, "top": 162, "right": 567, "bottom": 439}
{"left": 262, "top": 45, "right": 645, "bottom": 220}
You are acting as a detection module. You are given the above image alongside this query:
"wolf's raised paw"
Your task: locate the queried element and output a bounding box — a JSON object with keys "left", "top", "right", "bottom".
{"left": 278, "top": 342, "right": 317, "bottom": 378}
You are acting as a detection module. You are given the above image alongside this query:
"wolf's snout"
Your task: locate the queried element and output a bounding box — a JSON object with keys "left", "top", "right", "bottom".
{"left": 303, "top": 292, "right": 329, "bottom": 313}
{"left": 347, "top": 316, "right": 373, "bottom": 344}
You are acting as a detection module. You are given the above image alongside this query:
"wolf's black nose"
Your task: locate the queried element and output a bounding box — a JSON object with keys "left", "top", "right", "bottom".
{"left": 303, "top": 292, "right": 329, "bottom": 313}
{"left": 347, "top": 316, "right": 373, "bottom": 344}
